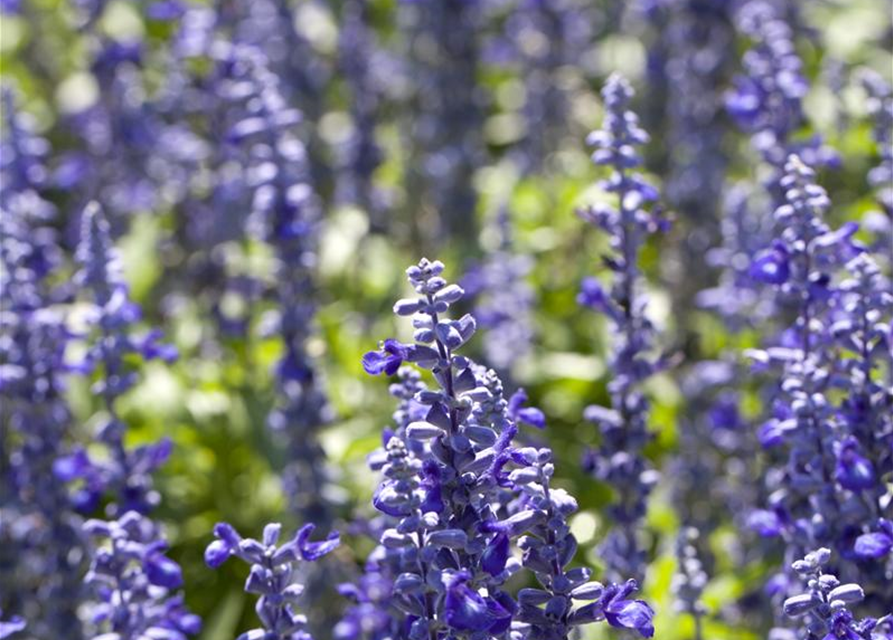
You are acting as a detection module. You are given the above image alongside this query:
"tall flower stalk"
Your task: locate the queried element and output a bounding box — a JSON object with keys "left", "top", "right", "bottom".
{"left": 0, "top": 189, "right": 84, "bottom": 640}
{"left": 726, "top": 1, "right": 837, "bottom": 205}
{"left": 230, "top": 45, "right": 333, "bottom": 525}
{"left": 781, "top": 548, "right": 891, "bottom": 639}
{"left": 577, "top": 73, "right": 667, "bottom": 585}
{"left": 357, "top": 258, "right": 655, "bottom": 639}
{"left": 59, "top": 202, "right": 199, "bottom": 638}
{"left": 746, "top": 155, "right": 893, "bottom": 616}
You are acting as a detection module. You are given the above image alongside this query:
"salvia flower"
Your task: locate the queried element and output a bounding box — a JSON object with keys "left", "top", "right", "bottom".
{"left": 708, "top": 2, "right": 836, "bottom": 337}
{"left": 697, "top": 183, "right": 776, "bottom": 326}
{"left": 65, "top": 33, "right": 176, "bottom": 216}
{"left": 83, "top": 512, "right": 200, "bottom": 640}
{"left": 577, "top": 73, "right": 666, "bottom": 584}
{"left": 0, "top": 86, "right": 52, "bottom": 212}
{"left": 224, "top": 0, "right": 331, "bottom": 192}
{"left": 831, "top": 252, "right": 893, "bottom": 598}
{"left": 356, "top": 257, "right": 652, "bottom": 639}
{"left": 745, "top": 156, "right": 893, "bottom": 609}
{"left": 205, "top": 521, "right": 340, "bottom": 640}
{"left": 334, "top": 557, "right": 398, "bottom": 640}
{"left": 363, "top": 340, "right": 409, "bottom": 377}
{"left": 336, "top": 366, "right": 433, "bottom": 639}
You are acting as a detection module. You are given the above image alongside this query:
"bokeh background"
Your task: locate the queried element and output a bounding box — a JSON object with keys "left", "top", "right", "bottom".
{"left": 1, "top": 0, "right": 891, "bottom": 638}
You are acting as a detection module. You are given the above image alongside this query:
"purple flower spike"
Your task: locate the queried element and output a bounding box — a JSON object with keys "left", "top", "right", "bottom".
{"left": 204, "top": 539, "right": 232, "bottom": 569}
{"left": 345, "top": 258, "right": 650, "bottom": 639}
{"left": 481, "top": 533, "right": 509, "bottom": 576}
{"left": 83, "top": 512, "right": 199, "bottom": 639}
{"left": 204, "top": 521, "right": 243, "bottom": 568}
{"left": 744, "top": 155, "right": 893, "bottom": 609}
{"left": 577, "top": 72, "right": 665, "bottom": 586}
{"left": 508, "top": 389, "right": 547, "bottom": 429}
{"left": 577, "top": 277, "right": 610, "bottom": 312}
{"left": 782, "top": 549, "right": 878, "bottom": 637}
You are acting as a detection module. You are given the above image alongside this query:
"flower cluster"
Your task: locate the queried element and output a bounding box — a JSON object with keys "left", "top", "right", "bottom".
{"left": 63, "top": 31, "right": 177, "bottom": 217}
{"left": 162, "top": 14, "right": 267, "bottom": 338}
{"left": 577, "top": 73, "right": 667, "bottom": 584}
{"left": 0, "top": 87, "right": 52, "bottom": 212}
{"left": 514, "top": 448, "right": 654, "bottom": 638}
{"left": 5, "top": 0, "right": 893, "bottom": 636}
{"left": 745, "top": 156, "right": 893, "bottom": 610}
{"left": 205, "top": 521, "right": 340, "bottom": 640}
{"left": 336, "top": 366, "right": 429, "bottom": 640}
{"left": 227, "top": 0, "right": 331, "bottom": 192}
{"left": 356, "top": 258, "right": 655, "bottom": 639}
{"left": 82, "top": 512, "right": 199, "bottom": 639}
{"left": 0, "top": 144, "right": 85, "bottom": 638}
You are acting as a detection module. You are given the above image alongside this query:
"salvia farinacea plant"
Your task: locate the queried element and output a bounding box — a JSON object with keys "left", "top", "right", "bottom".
{"left": 356, "top": 257, "right": 655, "bottom": 639}
{"left": 746, "top": 155, "right": 893, "bottom": 613}
{"left": 577, "top": 72, "right": 667, "bottom": 586}
{"left": 4, "top": 0, "right": 893, "bottom": 635}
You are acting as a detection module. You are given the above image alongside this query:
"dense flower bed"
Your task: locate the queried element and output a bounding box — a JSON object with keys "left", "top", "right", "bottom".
{"left": 1, "top": 1, "right": 891, "bottom": 639}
